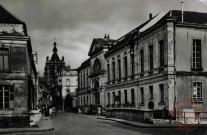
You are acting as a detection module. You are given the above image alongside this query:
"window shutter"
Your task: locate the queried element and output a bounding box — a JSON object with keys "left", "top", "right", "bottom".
{"left": 9, "top": 86, "right": 14, "bottom": 109}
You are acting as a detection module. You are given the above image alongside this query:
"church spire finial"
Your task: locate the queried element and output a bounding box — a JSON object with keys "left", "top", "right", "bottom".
{"left": 53, "top": 36, "right": 57, "bottom": 53}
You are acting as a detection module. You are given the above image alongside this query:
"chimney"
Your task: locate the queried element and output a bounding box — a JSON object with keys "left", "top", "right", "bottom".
{"left": 62, "top": 56, "right": 64, "bottom": 61}
{"left": 104, "top": 34, "right": 107, "bottom": 39}
{"left": 181, "top": 2, "right": 184, "bottom": 22}
{"left": 149, "top": 13, "right": 152, "bottom": 20}
{"left": 104, "top": 34, "right": 110, "bottom": 40}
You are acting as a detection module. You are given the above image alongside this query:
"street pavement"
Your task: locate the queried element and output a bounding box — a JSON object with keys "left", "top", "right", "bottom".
{"left": 51, "top": 112, "right": 206, "bottom": 135}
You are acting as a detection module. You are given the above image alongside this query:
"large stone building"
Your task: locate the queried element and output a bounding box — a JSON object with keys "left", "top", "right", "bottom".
{"left": 44, "top": 41, "right": 66, "bottom": 106}
{"left": 77, "top": 10, "right": 207, "bottom": 120}
{"left": 0, "top": 5, "right": 37, "bottom": 127}
{"left": 77, "top": 35, "right": 116, "bottom": 112}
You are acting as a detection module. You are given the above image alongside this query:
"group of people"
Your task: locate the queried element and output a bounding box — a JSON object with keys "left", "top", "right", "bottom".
{"left": 42, "top": 106, "right": 57, "bottom": 120}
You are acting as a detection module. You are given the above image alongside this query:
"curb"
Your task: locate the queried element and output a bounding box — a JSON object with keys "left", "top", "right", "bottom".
{"left": 0, "top": 127, "right": 55, "bottom": 134}
{"left": 99, "top": 118, "right": 207, "bottom": 129}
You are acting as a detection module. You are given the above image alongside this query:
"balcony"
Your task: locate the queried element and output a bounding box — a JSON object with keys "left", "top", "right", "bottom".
{"left": 89, "top": 69, "right": 106, "bottom": 78}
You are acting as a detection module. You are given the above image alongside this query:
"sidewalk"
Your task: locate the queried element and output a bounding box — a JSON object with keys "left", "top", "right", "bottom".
{"left": 98, "top": 116, "right": 207, "bottom": 128}
{"left": 0, "top": 115, "right": 55, "bottom": 134}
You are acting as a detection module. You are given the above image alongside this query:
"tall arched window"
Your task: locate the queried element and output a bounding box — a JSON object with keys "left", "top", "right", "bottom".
{"left": 93, "top": 59, "right": 101, "bottom": 72}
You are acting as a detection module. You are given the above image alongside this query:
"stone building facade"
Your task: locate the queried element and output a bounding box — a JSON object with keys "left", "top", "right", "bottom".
{"left": 0, "top": 5, "right": 37, "bottom": 126}
{"left": 77, "top": 35, "right": 116, "bottom": 112}
{"left": 56, "top": 67, "right": 78, "bottom": 111}
{"left": 78, "top": 10, "right": 207, "bottom": 119}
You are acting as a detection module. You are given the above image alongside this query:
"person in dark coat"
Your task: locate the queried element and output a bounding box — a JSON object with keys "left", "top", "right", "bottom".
{"left": 148, "top": 100, "right": 154, "bottom": 109}
{"left": 45, "top": 108, "right": 50, "bottom": 120}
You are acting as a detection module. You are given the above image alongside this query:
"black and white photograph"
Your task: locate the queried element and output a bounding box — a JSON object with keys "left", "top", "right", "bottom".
{"left": 0, "top": 0, "right": 207, "bottom": 134}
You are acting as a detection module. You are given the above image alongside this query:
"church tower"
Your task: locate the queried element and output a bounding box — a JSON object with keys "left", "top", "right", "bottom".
{"left": 44, "top": 40, "right": 66, "bottom": 103}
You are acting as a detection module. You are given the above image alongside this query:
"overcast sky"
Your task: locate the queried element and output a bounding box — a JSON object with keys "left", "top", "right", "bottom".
{"left": 1, "top": 0, "right": 207, "bottom": 76}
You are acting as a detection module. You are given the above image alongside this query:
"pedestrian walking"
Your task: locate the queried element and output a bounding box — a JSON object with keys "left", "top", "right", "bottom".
{"left": 97, "top": 107, "right": 101, "bottom": 118}
{"left": 49, "top": 107, "right": 52, "bottom": 117}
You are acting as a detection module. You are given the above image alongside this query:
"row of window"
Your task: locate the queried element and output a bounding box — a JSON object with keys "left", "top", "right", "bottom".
{"left": 107, "top": 55, "right": 131, "bottom": 82}
{"left": 79, "top": 71, "right": 89, "bottom": 90}
{"left": 107, "top": 89, "right": 135, "bottom": 105}
{"left": 79, "top": 95, "right": 89, "bottom": 106}
{"left": 106, "top": 39, "right": 202, "bottom": 82}
{"left": 106, "top": 82, "right": 202, "bottom": 107}
{"left": 78, "top": 81, "right": 202, "bottom": 107}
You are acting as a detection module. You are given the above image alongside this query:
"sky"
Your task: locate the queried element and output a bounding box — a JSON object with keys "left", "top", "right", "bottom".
{"left": 0, "top": 0, "right": 207, "bottom": 76}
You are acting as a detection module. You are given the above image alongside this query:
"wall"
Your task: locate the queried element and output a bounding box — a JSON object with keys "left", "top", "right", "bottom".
{"left": 136, "top": 21, "right": 175, "bottom": 112}
{"left": 0, "top": 39, "right": 29, "bottom": 114}
{"left": 176, "top": 75, "right": 207, "bottom": 111}
{"left": 175, "top": 27, "right": 207, "bottom": 72}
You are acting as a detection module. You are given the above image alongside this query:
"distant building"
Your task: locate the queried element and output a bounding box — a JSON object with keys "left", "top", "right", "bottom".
{"left": 56, "top": 67, "right": 78, "bottom": 111}
{"left": 44, "top": 41, "right": 66, "bottom": 106}
{"left": 0, "top": 5, "right": 37, "bottom": 127}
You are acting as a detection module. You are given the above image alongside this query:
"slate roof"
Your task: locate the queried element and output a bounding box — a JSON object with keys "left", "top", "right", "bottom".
{"left": 88, "top": 38, "right": 116, "bottom": 56}
{"left": 104, "top": 15, "right": 154, "bottom": 56}
{"left": 94, "top": 38, "right": 116, "bottom": 46}
{"left": 105, "top": 10, "right": 207, "bottom": 57}
{"left": 0, "top": 5, "right": 24, "bottom": 24}
{"left": 78, "top": 58, "right": 90, "bottom": 71}
{"left": 169, "top": 10, "right": 207, "bottom": 24}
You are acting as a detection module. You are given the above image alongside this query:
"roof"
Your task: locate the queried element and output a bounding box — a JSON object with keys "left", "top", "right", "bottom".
{"left": 105, "top": 10, "right": 207, "bottom": 57}
{"left": 139, "top": 13, "right": 165, "bottom": 32}
{"left": 95, "top": 38, "right": 116, "bottom": 46}
{"left": 104, "top": 15, "right": 154, "bottom": 57}
{"left": 77, "top": 58, "right": 90, "bottom": 71}
{"left": 0, "top": 5, "right": 24, "bottom": 24}
{"left": 169, "top": 10, "right": 207, "bottom": 24}
{"left": 88, "top": 38, "right": 116, "bottom": 56}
